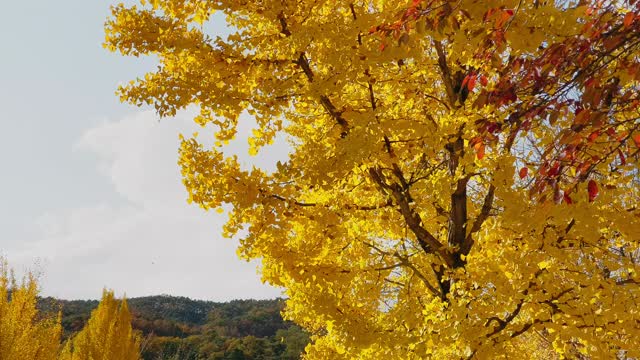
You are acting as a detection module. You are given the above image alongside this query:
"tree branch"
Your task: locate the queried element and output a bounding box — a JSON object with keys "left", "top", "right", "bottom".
{"left": 433, "top": 40, "right": 458, "bottom": 108}
{"left": 278, "top": 13, "right": 349, "bottom": 137}
{"left": 445, "top": 136, "right": 467, "bottom": 266}
{"left": 462, "top": 184, "right": 496, "bottom": 255}
{"left": 268, "top": 193, "right": 392, "bottom": 210}
{"left": 369, "top": 167, "right": 455, "bottom": 268}
{"left": 556, "top": 218, "right": 576, "bottom": 244}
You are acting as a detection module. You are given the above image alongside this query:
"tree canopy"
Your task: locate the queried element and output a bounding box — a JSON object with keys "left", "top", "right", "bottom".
{"left": 47, "top": 296, "right": 308, "bottom": 360}
{"left": 0, "top": 259, "right": 61, "bottom": 360}
{"left": 0, "top": 260, "right": 141, "bottom": 360}
{"left": 105, "top": 0, "right": 640, "bottom": 358}
{"left": 59, "top": 290, "right": 141, "bottom": 360}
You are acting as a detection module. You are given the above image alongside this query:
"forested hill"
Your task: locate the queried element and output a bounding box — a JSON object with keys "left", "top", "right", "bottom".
{"left": 38, "top": 296, "right": 309, "bottom": 360}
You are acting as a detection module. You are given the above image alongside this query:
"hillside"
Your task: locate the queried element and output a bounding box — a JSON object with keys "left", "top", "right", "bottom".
{"left": 38, "top": 296, "right": 308, "bottom": 360}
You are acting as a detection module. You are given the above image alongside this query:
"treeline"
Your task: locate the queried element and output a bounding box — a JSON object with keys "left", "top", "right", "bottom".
{"left": 39, "top": 295, "right": 309, "bottom": 360}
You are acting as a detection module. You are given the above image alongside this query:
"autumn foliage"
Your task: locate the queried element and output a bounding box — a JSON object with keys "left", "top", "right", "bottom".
{"left": 0, "top": 259, "right": 140, "bottom": 360}
{"left": 105, "top": 0, "right": 640, "bottom": 358}
{"left": 59, "top": 290, "right": 141, "bottom": 360}
{"left": 0, "top": 259, "right": 61, "bottom": 360}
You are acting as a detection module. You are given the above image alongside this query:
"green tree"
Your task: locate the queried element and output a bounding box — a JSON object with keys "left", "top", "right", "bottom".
{"left": 275, "top": 326, "right": 309, "bottom": 360}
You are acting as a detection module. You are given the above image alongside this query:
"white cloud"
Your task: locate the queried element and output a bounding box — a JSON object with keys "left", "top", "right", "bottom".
{"left": 8, "top": 110, "right": 288, "bottom": 300}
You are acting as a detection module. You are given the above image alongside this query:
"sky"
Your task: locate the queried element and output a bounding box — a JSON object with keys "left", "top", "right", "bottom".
{"left": 0, "top": 1, "right": 286, "bottom": 300}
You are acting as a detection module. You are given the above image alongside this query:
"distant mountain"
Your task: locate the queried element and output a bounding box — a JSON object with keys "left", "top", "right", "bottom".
{"left": 38, "top": 295, "right": 309, "bottom": 360}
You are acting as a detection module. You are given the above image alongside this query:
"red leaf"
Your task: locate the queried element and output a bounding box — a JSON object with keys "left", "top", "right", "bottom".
{"left": 483, "top": 8, "right": 495, "bottom": 22}
{"left": 548, "top": 161, "right": 561, "bottom": 177}
{"left": 624, "top": 12, "right": 635, "bottom": 28}
{"left": 519, "top": 167, "right": 529, "bottom": 179}
{"left": 554, "top": 185, "right": 563, "bottom": 204}
{"left": 467, "top": 75, "right": 477, "bottom": 92}
{"left": 563, "top": 192, "right": 573, "bottom": 204}
{"left": 486, "top": 121, "right": 500, "bottom": 133}
{"left": 633, "top": 134, "right": 640, "bottom": 148}
{"left": 588, "top": 180, "right": 599, "bottom": 202}
{"left": 480, "top": 75, "right": 488, "bottom": 87}
{"left": 505, "top": 89, "right": 517, "bottom": 102}
{"left": 618, "top": 149, "right": 626, "bottom": 165}
{"left": 539, "top": 163, "right": 548, "bottom": 176}
{"left": 461, "top": 74, "right": 470, "bottom": 89}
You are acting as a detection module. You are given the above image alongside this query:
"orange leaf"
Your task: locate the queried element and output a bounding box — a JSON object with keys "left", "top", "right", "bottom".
{"left": 633, "top": 134, "right": 640, "bottom": 148}
{"left": 497, "top": 10, "right": 512, "bottom": 28}
{"left": 467, "top": 75, "right": 477, "bottom": 92}
{"left": 576, "top": 161, "right": 591, "bottom": 176}
{"left": 574, "top": 109, "right": 591, "bottom": 125}
{"left": 616, "top": 131, "right": 629, "bottom": 142}
{"left": 588, "top": 180, "right": 598, "bottom": 202}
{"left": 474, "top": 142, "right": 485, "bottom": 160}
{"left": 461, "top": 74, "right": 470, "bottom": 89}
{"left": 624, "top": 12, "right": 635, "bottom": 28}
{"left": 519, "top": 167, "right": 528, "bottom": 179}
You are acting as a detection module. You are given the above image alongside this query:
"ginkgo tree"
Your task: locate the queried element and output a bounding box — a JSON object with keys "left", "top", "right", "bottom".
{"left": 59, "top": 290, "right": 141, "bottom": 360}
{"left": 0, "top": 259, "right": 61, "bottom": 360}
{"left": 0, "top": 258, "right": 141, "bottom": 360}
{"left": 105, "top": 0, "right": 640, "bottom": 358}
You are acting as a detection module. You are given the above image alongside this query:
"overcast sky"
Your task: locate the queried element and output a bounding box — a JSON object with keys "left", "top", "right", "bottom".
{"left": 0, "top": 0, "right": 285, "bottom": 300}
